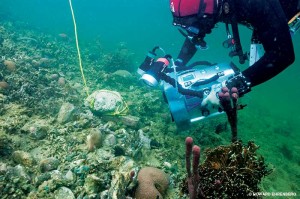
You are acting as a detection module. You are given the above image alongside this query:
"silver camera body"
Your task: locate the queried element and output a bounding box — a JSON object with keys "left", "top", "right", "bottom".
{"left": 162, "top": 63, "right": 235, "bottom": 127}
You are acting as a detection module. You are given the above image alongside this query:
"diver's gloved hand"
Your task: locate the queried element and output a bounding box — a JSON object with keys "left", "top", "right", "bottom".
{"left": 174, "top": 59, "right": 185, "bottom": 69}
{"left": 202, "top": 84, "right": 245, "bottom": 113}
{"left": 195, "top": 42, "right": 208, "bottom": 50}
{"left": 225, "top": 72, "right": 251, "bottom": 97}
{"left": 189, "top": 36, "right": 208, "bottom": 50}
{"left": 201, "top": 83, "right": 224, "bottom": 110}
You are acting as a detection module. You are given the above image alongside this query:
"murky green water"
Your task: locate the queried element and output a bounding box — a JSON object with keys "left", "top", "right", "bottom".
{"left": 1, "top": 0, "right": 299, "bottom": 198}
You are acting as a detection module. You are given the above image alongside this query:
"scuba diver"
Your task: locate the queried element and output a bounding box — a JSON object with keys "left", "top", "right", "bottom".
{"left": 169, "top": 0, "right": 300, "bottom": 107}
{"left": 138, "top": 0, "right": 299, "bottom": 139}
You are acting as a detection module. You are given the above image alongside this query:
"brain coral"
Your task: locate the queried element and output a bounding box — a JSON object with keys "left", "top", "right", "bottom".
{"left": 135, "top": 167, "right": 169, "bottom": 199}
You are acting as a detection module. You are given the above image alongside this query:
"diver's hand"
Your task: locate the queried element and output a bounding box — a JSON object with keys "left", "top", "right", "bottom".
{"left": 225, "top": 72, "right": 251, "bottom": 97}
{"left": 195, "top": 44, "right": 208, "bottom": 50}
{"left": 201, "top": 83, "right": 223, "bottom": 110}
{"left": 174, "top": 59, "right": 183, "bottom": 67}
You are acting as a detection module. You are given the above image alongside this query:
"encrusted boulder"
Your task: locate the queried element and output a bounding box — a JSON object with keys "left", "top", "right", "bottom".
{"left": 103, "top": 134, "right": 117, "bottom": 147}
{"left": 12, "top": 150, "right": 35, "bottom": 167}
{"left": 39, "top": 157, "right": 60, "bottom": 173}
{"left": 112, "top": 69, "right": 133, "bottom": 78}
{"left": 84, "top": 90, "right": 127, "bottom": 116}
{"left": 84, "top": 174, "right": 104, "bottom": 196}
{"left": 108, "top": 157, "right": 136, "bottom": 198}
{"left": 57, "top": 102, "right": 76, "bottom": 124}
{"left": 120, "top": 115, "right": 140, "bottom": 128}
{"left": 54, "top": 187, "right": 75, "bottom": 199}
{"left": 21, "top": 119, "right": 49, "bottom": 140}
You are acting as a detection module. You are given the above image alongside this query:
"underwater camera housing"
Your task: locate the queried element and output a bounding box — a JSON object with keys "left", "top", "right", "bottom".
{"left": 138, "top": 48, "right": 236, "bottom": 128}
{"left": 162, "top": 63, "right": 235, "bottom": 127}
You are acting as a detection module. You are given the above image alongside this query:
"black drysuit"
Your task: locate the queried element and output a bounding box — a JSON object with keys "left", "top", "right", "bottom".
{"left": 177, "top": 0, "right": 299, "bottom": 87}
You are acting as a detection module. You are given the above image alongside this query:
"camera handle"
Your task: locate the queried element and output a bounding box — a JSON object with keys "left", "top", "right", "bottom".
{"left": 160, "top": 73, "right": 204, "bottom": 98}
{"left": 164, "top": 56, "right": 205, "bottom": 98}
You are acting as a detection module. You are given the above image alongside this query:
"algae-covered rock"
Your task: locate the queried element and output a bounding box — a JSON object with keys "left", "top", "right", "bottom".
{"left": 34, "top": 172, "right": 51, "bottom": 186}
{"left": 21, "top": 119, "right": 49, "bottom": 140}
{"left": 103, "top": 134, "right": 117, "bottom": 147}
{"left": 84, "top": 174, "right": 105, "bottom": 195}
{"left": 7, "top": 165, "right": 30, "bottom": 180}
{"left": 30, "top": 146, "right": 50, "bottom": 162}
{"left": 108, "top": 157, "right": 136, "bottom": 198}
{"left": 12, "top": 150, "right": 35, "bottom": 167}
{"left": 65, "top": 170, "right": 75, "bottom": 183}
{"left": 40, "top": 157, "right": 60, "bottom": 172}
{"left": 54, "top": 187, "right": 75, "bottom": 199}
{"left": 1, "top": 165, "right": 32, "bottom": 198}
{"left": 120, "top": 115, "right": 140, "bottom": 128}
{"left": 57, "top": 102, "right": 75, "bottom": 124}
{"left": 112, "top": 69, "right": 133, "bottom": 78}
{"left": 0, "top": 162, "right": 8, "bottom": 174}
{"left": 84, "top": 90, "right": 127, "bottom": 116}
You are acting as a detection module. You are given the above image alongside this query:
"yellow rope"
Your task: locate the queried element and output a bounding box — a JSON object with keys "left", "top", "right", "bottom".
{"left": 68, "top": 1, "right": 128, "bottom": 116}
{"left": 69, "top": 0, "right": 89, "bottom": 96}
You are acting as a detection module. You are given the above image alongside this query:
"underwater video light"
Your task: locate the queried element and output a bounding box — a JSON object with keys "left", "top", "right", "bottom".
{"left": 141, "top": 57, "right": 170, "bottom": 87}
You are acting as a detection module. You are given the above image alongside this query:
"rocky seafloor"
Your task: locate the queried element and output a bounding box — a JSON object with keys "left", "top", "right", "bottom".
{"left": 0, "top": 20, "right": 299, "bottom": 199}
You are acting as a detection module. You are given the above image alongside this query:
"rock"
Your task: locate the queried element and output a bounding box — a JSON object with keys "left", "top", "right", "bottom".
{"left": 3, "top": 165, "right": 31, "bottom": 198}
{"left": 138, "top": 130, "right": 151, "bottom": 149}
{"left": 40, "top": 157, "right": 60, "bottom": 172}
{"left": 84, "top": 90, "right": 127, "bottom": 116}
{"left": 54, "top": 187, "right": 75, "bottom": 199}
{"left": 120, "top": 115, "right": 140, "bottom": 128}
{"left": 84, "top": 174, "right": 104, "bottom": 195}
{"left": 0, "top": 93, "right": 7, "bottom": 101}
{"left": 112, "top": 70, "right": 132, "bottom": 78}
{"left": 58, "top": 77, "right": 66, "bottom": 86}
{"left": 65, "top": 170, "right": 75, "bottom": 182}
{"left": 57, "top": 102, "right": 75, "bottom": 124}
{"left": 100, "top": 190, "right": 109, "bottom": 199}
{"left": 108, "top": 158, "right": 135, "bottom": 198}
{"left": 50, "top": 170, "right": 65, "bottom": 182}
{"left": 49, "top": 73, "right": 59, "bottom": 80}
{"left": 3, "top": 60, "right": 16, "bottom": 72}
{"left": 69, "top": 159, "right": 85, "bottom": 167}
{"left": 0, "top": 81, "right": 9, "bottom": 89}
{"left": 163, "top": 162, "right": 172, "bottom": 169}
{"left": 7, "top": 165, "right": 30, "bottom": 181}
{"left": 0, "top": 162, "right": 8, "bottom": 174}
{"left": 21, "top": 119, "right": 49, "bottom": 140}
{"left": 12, "top": 150, "right": 35, "bottom": 167}
{"left": 94, "top": 148, "right": 113, "bottom": 161}
{"left": 30, "top": 146, "right": 50, "bottom": 162}
{"left": 35, "top": 172, "right": 51, "bottom": 186}
{"left": 103, "top": 134, "right": 117, "bottom": 147}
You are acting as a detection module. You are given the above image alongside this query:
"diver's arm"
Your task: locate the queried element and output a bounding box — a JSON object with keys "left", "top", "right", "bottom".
{"left": 241, "top": 7, "right": 295, "bottom": 87}
{"left": 176, "top": 37, "right": 197, "bottom": 66}
{"left": 242, "top": 36, "right": 294, "bottom": 87}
